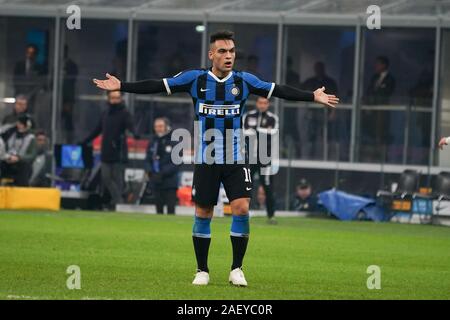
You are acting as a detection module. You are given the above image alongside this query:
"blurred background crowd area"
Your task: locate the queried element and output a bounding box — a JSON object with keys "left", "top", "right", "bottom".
{"left": 2, "top": 0, "right": 450, "bottom": 210}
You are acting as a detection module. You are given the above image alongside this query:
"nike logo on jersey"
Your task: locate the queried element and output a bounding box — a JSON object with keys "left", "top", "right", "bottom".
{"left": 246, "top": 187, "right": 252, "bottom": 191}
{"left": 200, "top": 88, "right": 210, "bottom": 92}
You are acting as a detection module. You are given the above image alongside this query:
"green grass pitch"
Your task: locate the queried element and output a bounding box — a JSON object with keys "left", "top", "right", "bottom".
{"left": 0, "top": 210, "right": 449, "bottom": 300}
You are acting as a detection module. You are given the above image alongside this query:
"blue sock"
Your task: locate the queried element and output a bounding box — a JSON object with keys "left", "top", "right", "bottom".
{"left": 230, "top": 214, "right": 249, "bottom": 237}
{"left": 192, "top": 216, "right": 211, "bottom": 238}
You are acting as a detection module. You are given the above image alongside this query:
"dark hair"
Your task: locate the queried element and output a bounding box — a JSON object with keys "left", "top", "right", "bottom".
{"left": 35, "top": 129, "right": 47, "bottom": 137}
{"left": 376, "top": 56, "right": 389, "bottom": 68}
{"left": 256, "top": 96, "right": 269, "bottom": 102}
{"left": 314, "top": 61, "right": 325, "bottom": 69}
{"left": 17, "top": 114, "right": 33, "bottom": 130}
{"left": 15, "top": 93, "right": 28, "bottom": 101}
{"left": 210, "top": 30, "right": 234, "bottom": 44}
{"left": 154, "top": 116, "right": 171, "bottom": 126}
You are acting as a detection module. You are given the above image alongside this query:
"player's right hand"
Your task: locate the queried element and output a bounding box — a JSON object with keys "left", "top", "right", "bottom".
{"left": 439, "top": 137, "right": 449, "bottom": 150}
{"left": 93, "top": 73, "right": 121, "bottom": 91}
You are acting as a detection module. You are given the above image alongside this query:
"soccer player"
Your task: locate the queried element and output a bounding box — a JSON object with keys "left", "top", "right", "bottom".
{"left": 93, "top": 30, "right": 339, "bottom": 287}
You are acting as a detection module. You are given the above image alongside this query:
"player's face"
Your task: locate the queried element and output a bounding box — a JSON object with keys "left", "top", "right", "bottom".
{"left": 256, "top": 97, "right": 269, "bottom": 112}
{"left": 209, "top": 39, "right": 235, "bottom": 74}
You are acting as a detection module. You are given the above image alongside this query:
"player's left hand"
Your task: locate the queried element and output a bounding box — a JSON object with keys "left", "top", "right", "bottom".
{"left": 313, "top": 86, "right": 339, "bottom": 108}
{"left": 439, "top": 137, "right": 449, "bottom": 150}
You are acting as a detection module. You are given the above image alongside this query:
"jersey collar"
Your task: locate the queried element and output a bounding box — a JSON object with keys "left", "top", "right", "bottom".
{"left": 208, "top": 70, "right": 233, "bottom": 83}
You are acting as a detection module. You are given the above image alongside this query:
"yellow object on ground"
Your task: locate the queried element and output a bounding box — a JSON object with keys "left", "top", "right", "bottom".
{"left": 0, "top": 187, "right": 61, "bottom": 211}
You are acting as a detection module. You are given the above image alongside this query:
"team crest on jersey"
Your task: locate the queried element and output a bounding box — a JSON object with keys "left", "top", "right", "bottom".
{"left": 231, "top": 86, "right": 240, "bottom": 96}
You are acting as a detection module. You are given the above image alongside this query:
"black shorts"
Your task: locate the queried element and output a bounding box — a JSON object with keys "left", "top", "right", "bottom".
{"left": 192, "top": 164, "right": 253, "bottom": 207}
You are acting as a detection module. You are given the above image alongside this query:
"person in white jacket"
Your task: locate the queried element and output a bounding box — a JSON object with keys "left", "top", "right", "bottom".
{"left": 0, "top": 137, "right": 6, "bottom": 161}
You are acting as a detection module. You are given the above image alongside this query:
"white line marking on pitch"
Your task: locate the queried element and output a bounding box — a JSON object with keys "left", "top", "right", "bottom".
{"left": 5, "top": 294, "right": 144, "bottom": 300}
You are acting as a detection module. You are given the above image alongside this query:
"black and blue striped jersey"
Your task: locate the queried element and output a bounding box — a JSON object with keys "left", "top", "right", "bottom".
{"left": 163, "top": 69, "right": 275, "bottom": 164}
{"left": 120, "top": 68, "right": 315, "bottom": 164}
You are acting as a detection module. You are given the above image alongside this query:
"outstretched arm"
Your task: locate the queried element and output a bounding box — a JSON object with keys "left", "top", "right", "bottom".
{"left": 93, "top": 73, "right": 165, "bottom": 94}
{"left": 243, "top": 72, "right": 339, "bottom": 108}
{"left": 272, "top": 84, "right": 339, "bottom": 108}
{"left": 94, "top": 70, "right": 198, "bottom": 95}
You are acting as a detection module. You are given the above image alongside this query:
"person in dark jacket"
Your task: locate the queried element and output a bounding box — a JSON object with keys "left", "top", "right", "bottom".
{"left": 363, "top": 56, "right": 396, "bottom": 150}
{"left": 290, "top": 178, "right": 318, "bottom": 212}
{"left": 29, "top": 130, "right": 52, "bottom": 187}
{"left": 82, "top": 90, "right": 136, "bottom": 209}
{"left": 2, "top": 94, "right": 33, "bottom": 127}
{"left": 365, "top": 56, "right": 396, "bottom": 105}
{"left": 61, "top": 45, "right": 79, "bottom": 143}
{"left": 301, "top": 62, "right": 339, "bottom": 158}
{"left": 13, "top": 44, "right": 46, "bottom": 98}
{"left": 0, "top": 114, "right": 37, "bottom": 186}
{"left": 147, "top": 117, "right": 179, "bottom": 214}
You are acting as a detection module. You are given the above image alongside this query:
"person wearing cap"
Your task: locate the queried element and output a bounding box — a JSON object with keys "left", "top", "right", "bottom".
{"left": 290, "top": 178, "right": 317, "bottom": 212}
{"left": 0, "top": 114, "right": 37, "bottom": 186}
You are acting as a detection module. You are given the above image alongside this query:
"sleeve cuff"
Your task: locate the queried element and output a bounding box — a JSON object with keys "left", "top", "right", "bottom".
{"left": 163, "top": 78, "right": 171, "bottom": 95}
{"left": 267, "top": 83, "right": 275, "bottom": 99}
{"left": 120, "top": 82, "right": 130, "bottom": 92}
